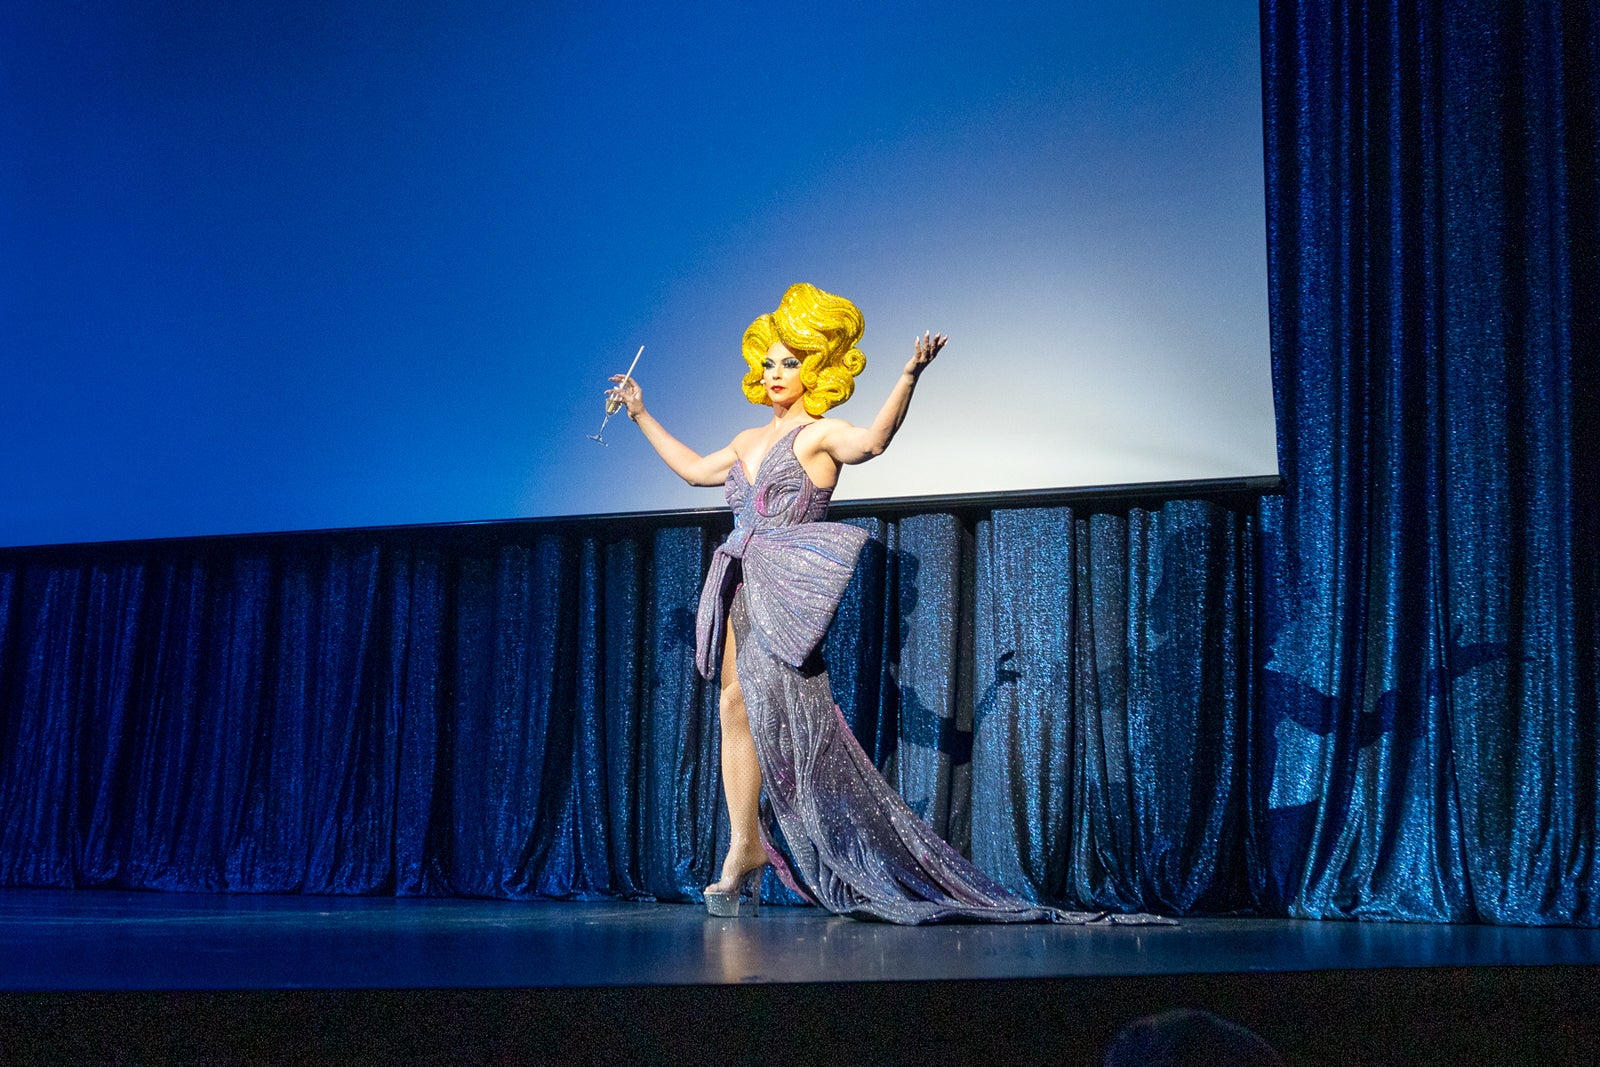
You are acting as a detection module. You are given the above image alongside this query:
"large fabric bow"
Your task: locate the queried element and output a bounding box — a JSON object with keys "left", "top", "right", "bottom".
{"left": 694, "top": 521, "right": 869, "bottom": 679}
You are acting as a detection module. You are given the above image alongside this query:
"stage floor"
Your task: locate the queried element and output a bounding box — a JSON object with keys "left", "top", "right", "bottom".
{"left": 4, "top": 888, "right": 1599, "bottom": 992}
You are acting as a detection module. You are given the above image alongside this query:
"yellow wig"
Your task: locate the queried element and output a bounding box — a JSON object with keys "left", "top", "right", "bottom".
{"left": 741, "top": 283, "right": 867, "bottom": 416}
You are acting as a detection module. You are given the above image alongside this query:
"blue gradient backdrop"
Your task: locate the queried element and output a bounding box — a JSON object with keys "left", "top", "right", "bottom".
{"left": 1, "top": 0, "right": 1274, "bottom": 547}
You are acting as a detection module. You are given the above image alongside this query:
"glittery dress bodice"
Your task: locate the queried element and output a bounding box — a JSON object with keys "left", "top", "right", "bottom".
{"left": 723, "top": 423, "right": 835, "bottom": 525}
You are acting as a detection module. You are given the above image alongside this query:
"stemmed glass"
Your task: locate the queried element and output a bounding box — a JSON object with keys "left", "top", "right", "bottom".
{"left": 589, "top": 345, "right": 644, "bottom": 445}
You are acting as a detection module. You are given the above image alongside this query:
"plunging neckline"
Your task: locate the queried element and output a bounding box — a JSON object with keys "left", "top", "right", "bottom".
{"left": 738, "top": 424, "right": 808, "bottom": 485}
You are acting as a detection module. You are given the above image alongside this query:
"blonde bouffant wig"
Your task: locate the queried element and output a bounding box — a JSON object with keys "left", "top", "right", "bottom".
{"left": 741, "top": 283, "right": 867, "bottom": 416}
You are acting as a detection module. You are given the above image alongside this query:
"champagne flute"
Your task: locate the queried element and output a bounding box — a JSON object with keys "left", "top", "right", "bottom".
{"left": 589, "top": 345, "right": 644, "bottom": 445}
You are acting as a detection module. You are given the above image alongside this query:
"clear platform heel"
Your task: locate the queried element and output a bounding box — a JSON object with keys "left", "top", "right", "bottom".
{"left": 704, "top": 866, "right": 764, "bottom": 917}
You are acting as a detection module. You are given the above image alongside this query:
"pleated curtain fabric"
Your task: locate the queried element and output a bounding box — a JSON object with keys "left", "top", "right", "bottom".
{"left": 0, "top": 505, "right": 1259, "bottom": 913}
{"left": 1260, "top": 0, "right": 1598, "bottom": 921}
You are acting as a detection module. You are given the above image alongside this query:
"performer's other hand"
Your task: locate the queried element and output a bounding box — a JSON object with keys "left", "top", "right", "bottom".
{"left": 906, "top": 331, "right": 948, "bottom": 378}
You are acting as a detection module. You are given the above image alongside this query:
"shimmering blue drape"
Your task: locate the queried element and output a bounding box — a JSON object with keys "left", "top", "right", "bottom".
{"left": 0, "top": 502, "right": 1256, "bottom": 913}
{"left": 1261, "top": 0, "right": 1598, "bottom": 921}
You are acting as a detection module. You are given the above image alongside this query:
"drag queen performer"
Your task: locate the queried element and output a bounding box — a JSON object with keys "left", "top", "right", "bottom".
{"left": 607, "top": 283, "right": 1162, "bottom": 925}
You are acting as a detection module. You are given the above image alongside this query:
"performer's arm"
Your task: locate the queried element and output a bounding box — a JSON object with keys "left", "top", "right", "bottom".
{"left": 608, "top": 375, "right": 738, "bottom": 487}
{"left": 814, "top": 332, "right": 947, "bottom": 465}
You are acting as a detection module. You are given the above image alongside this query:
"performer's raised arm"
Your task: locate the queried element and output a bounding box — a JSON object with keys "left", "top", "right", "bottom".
{"left": 810, "top": 330, "right": 947, "bottom": 466}
{"left": 605, "top": 374, "right": 739, "bottom": 487}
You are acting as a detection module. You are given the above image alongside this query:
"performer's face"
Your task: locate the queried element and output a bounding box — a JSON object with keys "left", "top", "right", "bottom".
{"left": 762, "top": 342, "right": 805, "bottom": 404}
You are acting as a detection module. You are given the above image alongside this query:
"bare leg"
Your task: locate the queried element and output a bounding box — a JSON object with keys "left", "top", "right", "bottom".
{"left": 707, "top": 615, "right": 768, "bottom": 893}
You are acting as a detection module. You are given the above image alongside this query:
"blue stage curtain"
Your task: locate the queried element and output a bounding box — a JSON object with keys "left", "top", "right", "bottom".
{"left": 968, "top": 503, "right": 1257, "bottom": 915}
{"left": 0, "top": 500, "right": 1258, "bottom": 913}
{"left": 1260, "top": 0, "right": 1598, "bottom": 921}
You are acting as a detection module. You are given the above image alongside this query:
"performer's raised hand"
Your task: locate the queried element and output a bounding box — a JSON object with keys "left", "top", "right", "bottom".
{"left": 905, "top": 331, "right": 948, "bottom": 377}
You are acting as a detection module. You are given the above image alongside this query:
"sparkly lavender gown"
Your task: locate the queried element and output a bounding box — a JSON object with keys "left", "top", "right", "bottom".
{"left": 694, "top": 426, "right": 1140, "bottom": 925}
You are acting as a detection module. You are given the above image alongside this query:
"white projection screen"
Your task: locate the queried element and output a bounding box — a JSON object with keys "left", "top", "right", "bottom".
{"left": 0, "top": 1, "right": 1277, "bottom": 547}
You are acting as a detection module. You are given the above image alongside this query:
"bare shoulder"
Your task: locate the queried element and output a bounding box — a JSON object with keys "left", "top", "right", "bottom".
{"left": 791, "top": 417, "right": 837, "bottom": 447}
{"left": 801, "top": 416, "right": 854, "bottom": 440}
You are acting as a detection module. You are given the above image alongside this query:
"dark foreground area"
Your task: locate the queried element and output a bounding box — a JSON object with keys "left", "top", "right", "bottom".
{"left": 2, "top": 890, "right": 1597, "bottom": 1064}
